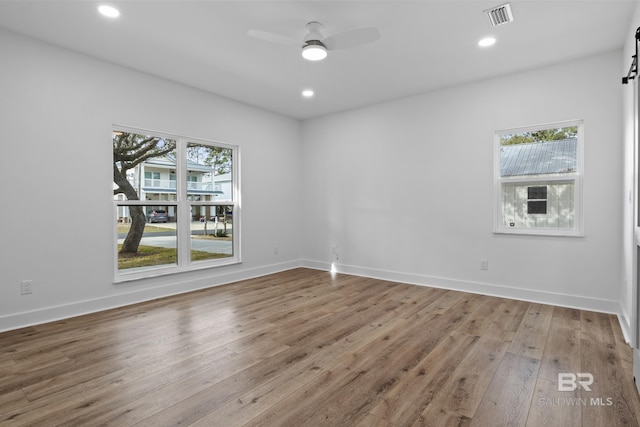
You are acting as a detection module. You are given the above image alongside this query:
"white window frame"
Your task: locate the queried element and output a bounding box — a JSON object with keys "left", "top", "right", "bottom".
{"left": 494, "top": 120, "right": 584, "bottom": 237}
{"left": 113, "top": 125, "right": 241, "bottom": 282}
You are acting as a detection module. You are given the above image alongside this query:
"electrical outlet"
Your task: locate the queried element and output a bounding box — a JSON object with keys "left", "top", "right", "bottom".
{"left": 480, "top": 260, "right": 489, "bottom": 271}
{"left": 21, "top": 280, "right": 33, "bottom": 295}
{"left": 273, "top": 246, "right": 279, "bottom": 255}
{"left": 331, "top": 245, "right": 340, "bottom": 260}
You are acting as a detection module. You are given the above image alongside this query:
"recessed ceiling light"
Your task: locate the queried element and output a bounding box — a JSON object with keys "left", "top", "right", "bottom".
{"left": 302, "top": 89, "right": 315, "bottom": 98}
{"left": 98, "top": 5, "right": 120, "bottom": 18}
{"left": 478, "top": 37, "right": 496, "bottom": 47}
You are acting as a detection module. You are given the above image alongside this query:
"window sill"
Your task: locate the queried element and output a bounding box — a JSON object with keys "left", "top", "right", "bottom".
{"left": 114, "top": 258, "right": 242, "bottom": 283}
{"left": 494, "top": 228, "right": 584, "bottom": 237}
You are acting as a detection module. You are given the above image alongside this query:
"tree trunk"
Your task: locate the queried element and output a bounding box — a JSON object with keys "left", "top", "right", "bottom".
{"left": 120, "top": 206, "right": 146, "bottom": 253}
{"left": 114, "top": 164, "right": 146, "bottom": 254}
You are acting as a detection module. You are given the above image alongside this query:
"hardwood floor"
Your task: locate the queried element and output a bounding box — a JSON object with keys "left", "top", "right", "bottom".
{"left": 1, "top": 268, "right": 639, "bottom": 426}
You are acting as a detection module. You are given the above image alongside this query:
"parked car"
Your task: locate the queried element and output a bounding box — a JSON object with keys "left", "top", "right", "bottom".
{"left": 147, "top": 209, "right": 169, "bottom": 223}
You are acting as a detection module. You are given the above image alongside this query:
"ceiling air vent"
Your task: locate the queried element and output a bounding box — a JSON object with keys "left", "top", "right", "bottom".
{"left": 485, "top": 3, "right": 514, "bottom": 27}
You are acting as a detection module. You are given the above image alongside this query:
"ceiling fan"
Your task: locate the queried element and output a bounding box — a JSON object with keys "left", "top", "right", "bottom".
{"left": 247, "top": 21, "right": 381, "bottom": 61}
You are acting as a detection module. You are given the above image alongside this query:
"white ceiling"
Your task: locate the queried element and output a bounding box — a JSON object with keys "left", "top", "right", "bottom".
{"left": 0, "top": 0, "right": 636, "bottom": 120}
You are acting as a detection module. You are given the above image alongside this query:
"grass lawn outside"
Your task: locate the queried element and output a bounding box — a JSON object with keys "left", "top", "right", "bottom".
{"left": 118, "top": 244, "right": 231, "bottom": 269}
{"left": 117, "top": 221, "right": 233, "bottom": 269}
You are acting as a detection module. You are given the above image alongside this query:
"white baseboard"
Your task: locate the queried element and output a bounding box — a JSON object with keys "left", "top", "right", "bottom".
{"left": 301, "top": 260, "right": 621, "bottom": 315}
{"left": 618, "top": 312, "right": 634, "bottom": 345}
{"left": 0, "top": 260, "right": 303, "bottom": 333}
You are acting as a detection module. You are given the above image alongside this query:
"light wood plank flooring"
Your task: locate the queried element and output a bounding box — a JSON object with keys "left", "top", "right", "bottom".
{"left": 1, "top": 268, "right": 639, "bottom": 426}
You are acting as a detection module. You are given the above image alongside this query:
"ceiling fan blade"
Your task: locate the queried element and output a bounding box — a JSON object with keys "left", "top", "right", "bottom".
{"left": 247, "top": 29, "right": 298, "bottom": 46}
{"left": 323, "top": 27, "right": 380, "bottom": 50}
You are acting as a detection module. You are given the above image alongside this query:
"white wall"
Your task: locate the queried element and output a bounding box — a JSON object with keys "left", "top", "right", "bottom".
{"left": 0, "top": 30, "right": 303, "bottom": 331}
{"left": 302, "top": 50, "right": 624, "bottom": 314}
{"left": 621, "top": 4, "right": 640, "bottom": 345}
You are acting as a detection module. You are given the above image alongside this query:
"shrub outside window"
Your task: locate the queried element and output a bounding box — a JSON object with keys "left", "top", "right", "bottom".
{"left": 495, "top": 120, "right": 583, "bottom": 236}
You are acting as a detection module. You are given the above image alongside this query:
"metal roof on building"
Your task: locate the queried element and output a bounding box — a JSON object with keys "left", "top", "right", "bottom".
{"left": 500, "top": 138, "right": 577, "bottom": 177}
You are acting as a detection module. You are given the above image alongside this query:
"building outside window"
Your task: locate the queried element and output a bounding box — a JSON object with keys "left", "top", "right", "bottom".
{"left": 113, "top": 126, "right": 239, "bottom": 281}
{"left": 495, "top": 120, "right": 583, "bottom": 236}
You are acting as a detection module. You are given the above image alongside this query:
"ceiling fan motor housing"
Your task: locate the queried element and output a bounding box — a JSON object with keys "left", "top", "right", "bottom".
{"left": 304, "top": 21, "right": 325, "bottom": 44}
{"left": 303, "top": 39, "right": 326, "bottom": 49}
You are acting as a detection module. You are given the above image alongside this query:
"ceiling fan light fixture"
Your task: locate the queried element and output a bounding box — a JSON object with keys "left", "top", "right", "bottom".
{"left": 302, "top": 41, "right": 327, "bottom": 61}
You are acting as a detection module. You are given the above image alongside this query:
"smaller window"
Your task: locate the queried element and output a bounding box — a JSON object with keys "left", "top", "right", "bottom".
{"left": 144, "top": 171, "right": 161, "bottom": 187}
{"left": 527, "top": 186, "right": 547, "bottom": 214}
{"left": 494, "top": 120, "right": 583, "bottom": 236}
{"left": 187, "top": 175, "right": 198, "bottom": 191}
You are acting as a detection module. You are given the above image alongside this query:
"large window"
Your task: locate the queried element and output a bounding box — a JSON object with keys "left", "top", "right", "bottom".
{"left": 495, "top": 120, "right": 583, "bottom": 236}
{"left": 113, "top": 126, "right": 239, "bottom": 281}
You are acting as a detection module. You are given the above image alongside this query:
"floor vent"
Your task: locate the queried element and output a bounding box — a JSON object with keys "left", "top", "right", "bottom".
{"left": 485, "top": 3, "right": 514, "bottom": 27}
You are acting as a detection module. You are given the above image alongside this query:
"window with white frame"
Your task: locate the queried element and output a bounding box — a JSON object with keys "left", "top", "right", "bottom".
{"left": 113, "top": 126, "right": 240, "bottom": 281}
{"left": 495, "top": 120, "right": 583, "bottom": 236}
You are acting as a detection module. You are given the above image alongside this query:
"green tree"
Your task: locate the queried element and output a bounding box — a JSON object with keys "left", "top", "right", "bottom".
{"left": 113, "top": 132, "right": 176, "bottom": 254}
{"left": 187, "top": 144, "right": 232, "bottom": 174}
{"left": 501, "top": 126, "right": 578, "bottom": 145}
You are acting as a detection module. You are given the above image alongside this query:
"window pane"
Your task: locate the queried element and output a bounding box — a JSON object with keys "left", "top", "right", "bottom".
{"left": 500, "top": 126, "right": 577, "bottom": 178}
{"left": 190, "top": 205, "right": 233, "bottom": 262}
{"left": 113, "top": 131, "right": 177, "bottom": 201}
{"left": 186, "top": 142, "right": 233, "bottom": 202}
{"left": 117, "top": 205, "right": 177, "bottom": 271}
{"left": 527, "top": 186, "right": 547, "bottom": 200}
{"left": 501, "top": 182, "right": 574, "bottom": 229}
{"left": 527, "top": 200, "right": 547, "bottom": 214}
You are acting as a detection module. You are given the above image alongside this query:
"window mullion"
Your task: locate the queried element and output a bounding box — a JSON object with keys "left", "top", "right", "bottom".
{"left": 176, "top": 139, "right": 191, "bottom": 267}
{"left": 232, "top": 146, "right": 240, "bottom": 262}
{"left": 499, "top": 175, "right": 577, "bottom": 185}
